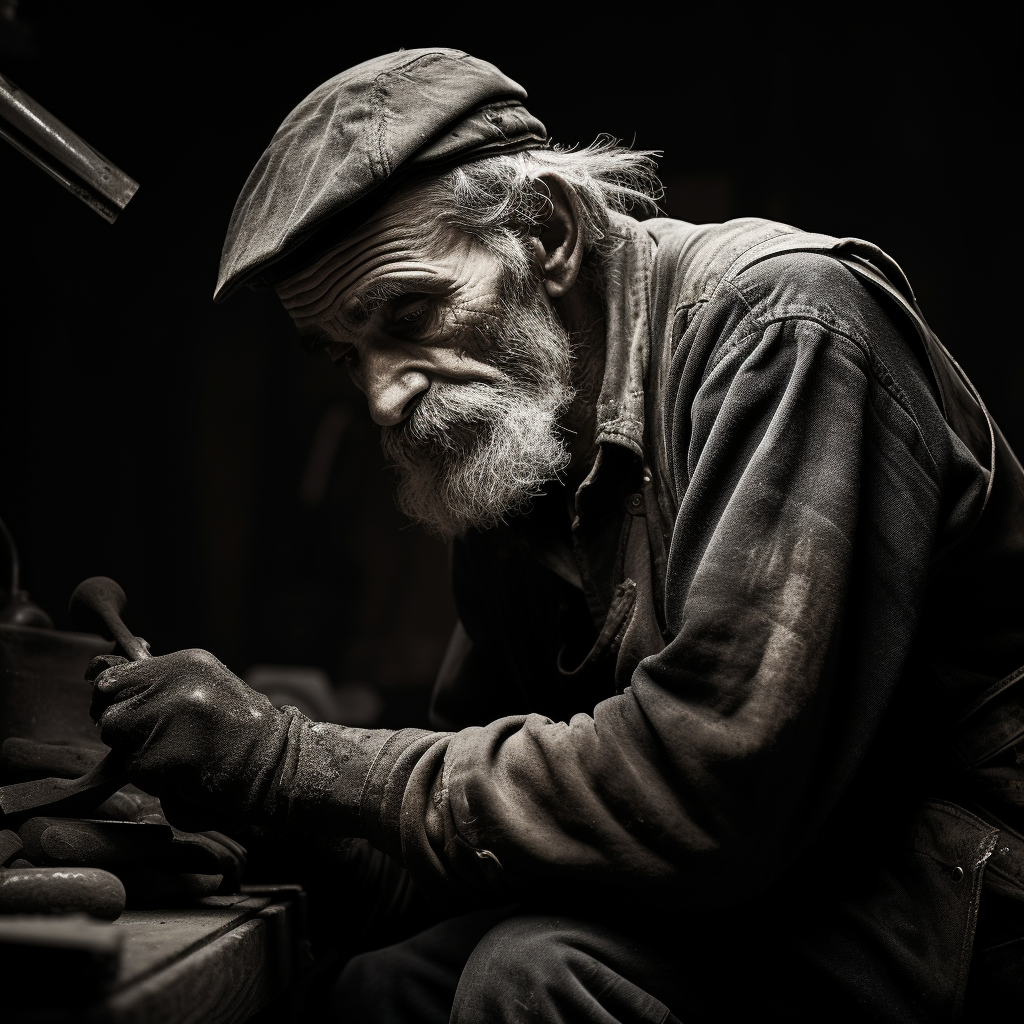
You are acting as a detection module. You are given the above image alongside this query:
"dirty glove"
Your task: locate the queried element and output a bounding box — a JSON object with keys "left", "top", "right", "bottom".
{"left": 88, "top": 649, "right": 400, "bottom": 834}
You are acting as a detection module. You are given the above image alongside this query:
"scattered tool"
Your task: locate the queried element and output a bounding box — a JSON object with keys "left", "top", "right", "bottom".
{"left": 0, "top": 737, "right": 107, "bottom": 781}
{"left": 0, "top": 864, "right": 126, "bottom": 919}
{"left": 0, "top": 754, "right": 126, "bottom": 818}
{"left": 17, "top": 817, "right": 243, "bottom": 883}
{"left": 0, "top": 828, "right": 23, "bottom": 865}
{"left": 0, "top": 577, "right": 149, "bottom": 817}
{"left": 19, "top": 817, "right": 173, "bottom": 871}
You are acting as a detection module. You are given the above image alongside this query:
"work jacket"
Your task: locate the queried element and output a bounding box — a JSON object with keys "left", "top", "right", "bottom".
{"left": 355, "top": 215, "right": 1024, "bottom": 1018}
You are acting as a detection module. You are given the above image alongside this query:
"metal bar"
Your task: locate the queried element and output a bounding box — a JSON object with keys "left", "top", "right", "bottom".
{"left": 0, "top": 72, "right": 138, "bottom": 221}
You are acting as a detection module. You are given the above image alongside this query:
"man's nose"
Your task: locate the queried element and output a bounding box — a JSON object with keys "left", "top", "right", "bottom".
{"left": 360, "top": 354, "right": 431, "bottom": 426}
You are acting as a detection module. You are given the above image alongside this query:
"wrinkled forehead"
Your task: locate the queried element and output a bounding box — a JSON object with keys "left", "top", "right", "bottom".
{"left": 275, "top": 196, "right": 457, "bottom": 334}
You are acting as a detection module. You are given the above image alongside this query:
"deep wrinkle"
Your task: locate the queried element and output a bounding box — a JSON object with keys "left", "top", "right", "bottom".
{"left": 277, "top": 203, "right": 511, "bottom": 422}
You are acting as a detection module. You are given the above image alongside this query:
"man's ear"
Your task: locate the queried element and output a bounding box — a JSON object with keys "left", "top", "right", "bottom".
{"left": 528, "top": 173, "right": 583, "bottom": 299}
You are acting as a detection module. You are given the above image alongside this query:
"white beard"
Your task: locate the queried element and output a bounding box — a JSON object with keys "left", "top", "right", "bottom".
{"left": 380, "top": 288, "right": 576, "bottom": 538}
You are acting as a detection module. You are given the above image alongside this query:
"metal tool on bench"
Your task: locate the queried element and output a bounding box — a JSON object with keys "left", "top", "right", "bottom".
{"left": 0, "top": 576, "right": 146, "bottom": 817}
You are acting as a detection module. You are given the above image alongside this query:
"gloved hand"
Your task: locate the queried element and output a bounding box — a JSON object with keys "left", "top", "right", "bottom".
{"left": 88, "top": 649, "right": 292, "bottom": 828}
{"left": 88, "top": 649, "right": 399, "bottom": 836}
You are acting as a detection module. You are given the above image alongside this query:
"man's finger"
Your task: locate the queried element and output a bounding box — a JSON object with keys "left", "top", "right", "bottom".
{"left": 89, "top": 668, "right": 153, "bottom": 724}
{"left": 90, "top": 657, "right": 156, "bottom": 696}
{"left": 84, "top": 654, "right": 128, "bottom": 683}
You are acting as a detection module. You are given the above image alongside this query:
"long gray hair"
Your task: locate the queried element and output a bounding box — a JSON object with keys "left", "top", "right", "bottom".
{"left": 398, "top": 138, "right": 664, "bottom": 287}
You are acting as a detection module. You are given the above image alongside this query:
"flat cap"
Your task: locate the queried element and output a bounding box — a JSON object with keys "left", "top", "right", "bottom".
{"left": 214, "top": 48, "right": 547, "bottom": 302}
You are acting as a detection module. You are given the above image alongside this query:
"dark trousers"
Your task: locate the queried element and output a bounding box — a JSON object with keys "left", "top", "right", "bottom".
{"left": 326, "top": 900, "right": 1022, "bottom": 1023}
{"left": 331, "top": 908, "right": 686, "bottom": 1024}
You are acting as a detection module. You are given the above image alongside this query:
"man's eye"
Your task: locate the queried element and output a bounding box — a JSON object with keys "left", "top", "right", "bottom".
{"left": 393, "top": 300, "right": 436, "bottom": 334}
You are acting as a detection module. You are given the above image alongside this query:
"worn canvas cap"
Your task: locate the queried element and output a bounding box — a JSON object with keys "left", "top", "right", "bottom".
{"left": 214, "top": 48, "right": 548, "bottom": 302}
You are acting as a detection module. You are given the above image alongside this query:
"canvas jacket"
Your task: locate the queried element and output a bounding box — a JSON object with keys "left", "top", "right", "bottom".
{"left": 328, "top": 215, "right": 1023, "bottom": 1015}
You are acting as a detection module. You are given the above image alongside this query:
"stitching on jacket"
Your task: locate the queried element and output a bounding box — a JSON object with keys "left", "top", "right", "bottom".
{"left": 707, "top": 308, "right": 944, "bottom": 481}
{"left": 720, "top": 263, "right": 947, "bottom": 480}
{"left": 358, "top": 728, "right": 416, "bottom": 825}
{"left": 712, "top": 276, "right": 914, "bottom": 411}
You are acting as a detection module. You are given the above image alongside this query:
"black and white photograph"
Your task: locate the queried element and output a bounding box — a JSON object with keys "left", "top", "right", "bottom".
{"left": 0, "top": 2, "right": 1021, "bottom": 1020}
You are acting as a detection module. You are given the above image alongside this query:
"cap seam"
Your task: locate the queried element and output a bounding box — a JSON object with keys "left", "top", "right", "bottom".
{"left": 370, "top": 74, "right": 390, "bottom": 180}
{"left": 215, "top": 49, "right": 538, "bottom": 302}
{"left": 370, "top": 53, "right": 466, "bottom": 180}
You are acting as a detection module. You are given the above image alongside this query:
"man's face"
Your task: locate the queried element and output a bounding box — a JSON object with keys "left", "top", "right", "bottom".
{"left": 277, "top": 190, "right": 576, "bottom": 537}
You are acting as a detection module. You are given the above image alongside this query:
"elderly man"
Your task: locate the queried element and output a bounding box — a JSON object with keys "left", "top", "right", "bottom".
{"left": 90, "top": 50, "right": 1022, "bottom": 1020}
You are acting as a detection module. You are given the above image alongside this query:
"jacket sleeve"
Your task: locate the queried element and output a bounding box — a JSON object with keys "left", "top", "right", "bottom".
{"left": 349, "top": 268, "right": 976, "bottom": 911}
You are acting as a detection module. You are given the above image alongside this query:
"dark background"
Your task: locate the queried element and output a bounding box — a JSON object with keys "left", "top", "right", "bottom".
{"left": 1, "top": 2, "right": 1020, "bottom": 725}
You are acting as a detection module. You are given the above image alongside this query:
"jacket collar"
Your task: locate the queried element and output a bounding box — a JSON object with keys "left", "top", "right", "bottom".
{"left": 591, "top": 213, "right": 657, "bottom": 461}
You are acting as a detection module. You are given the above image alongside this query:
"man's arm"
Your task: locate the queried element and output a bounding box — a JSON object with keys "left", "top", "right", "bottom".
{"left": 365, "top": 267, "right": 964, "bottom": 908}
{"left": 92, "top": 258, "right": 977, "bottom": 910}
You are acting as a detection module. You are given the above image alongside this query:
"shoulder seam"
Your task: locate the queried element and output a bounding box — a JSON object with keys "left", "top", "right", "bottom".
{"left": 703, "top": 290, "right": 942, "bottom": 479}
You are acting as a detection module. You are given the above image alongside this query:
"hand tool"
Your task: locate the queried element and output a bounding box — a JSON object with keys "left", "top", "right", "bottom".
{"left": 17, "top": 818, "right": 243, "bottom": 905}
{"left": 0, "top": 577, "right": 148, "bottom": 817}
{"left": 0, "top": 743, "right": 127, "bottom": 818}
{"left": 0, "top": 828, "right": 23, "bottom": 865}
{"left": 17, "top": 817, "right": 232, "bottom": 873}
{"left": 19, "top": 817, "right": 173, "bottom": 871}
{"left": 0, "top": 736, "right": 106, "bottom": 780}
{"left": 0, "top": 864, "right": 126, "bottom": 919}
{"left": 68, "top": 576, "right": 152, "bottom": 662}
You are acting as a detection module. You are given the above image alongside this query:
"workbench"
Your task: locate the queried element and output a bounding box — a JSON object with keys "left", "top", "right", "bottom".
{"left": 5, "top": 884, "right": 311, "bottom": 1023}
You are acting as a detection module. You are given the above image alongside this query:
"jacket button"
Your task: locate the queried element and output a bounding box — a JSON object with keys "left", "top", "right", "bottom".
{"left": 628, "top": 493, "right": 644, "bottom": 511}
{"left": 951, "top": 866, "right": 964, "bottom": 882}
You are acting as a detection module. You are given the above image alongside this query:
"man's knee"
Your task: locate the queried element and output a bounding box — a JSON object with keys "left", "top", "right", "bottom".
{"left": 332, "top": 943, "right": 451, "bottom": 1024}
{"left": 331, "top": 908, "right": 513, "bottom": 1023}
{"left": 332, "top": 948, "right": 395, "bottom": 1020}
{"left": 451, "top": 914, "right": 673, "bottom": 1024}
{"left": 451, "top": 915, "right": 575, "bottom": 1022}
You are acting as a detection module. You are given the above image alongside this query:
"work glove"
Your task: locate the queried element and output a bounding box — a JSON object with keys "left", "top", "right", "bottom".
{"left": 87, "top": 649, "right": 396, "bottom": 835}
